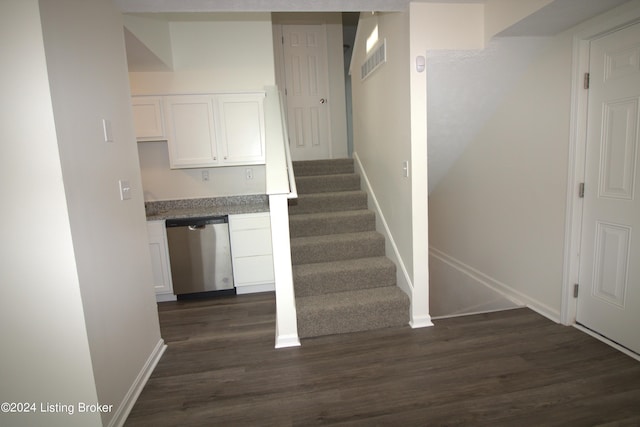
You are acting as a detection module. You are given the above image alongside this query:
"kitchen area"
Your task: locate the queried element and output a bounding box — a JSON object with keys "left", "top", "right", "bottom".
{"left": 125, "top": 12, "right": 279, "bottom": 302}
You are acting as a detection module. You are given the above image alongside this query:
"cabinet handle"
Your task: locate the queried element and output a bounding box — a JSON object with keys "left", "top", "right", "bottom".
{"left": 224, "top": 156, "right": 228, "bottom": 160}
{"left": 213, "top": 157, "right": 217, "bottom": 160}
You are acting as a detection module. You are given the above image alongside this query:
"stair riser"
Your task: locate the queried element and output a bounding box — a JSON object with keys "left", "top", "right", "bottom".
{"left": 294, "top": 264, "right": 396, "bottom": 297}
{"left": 289, "top": 212, "right": 375, "bottom": 238}
{"left": 297, "top": 298, "right": 409, "bottom": 338}
{"left": 291, "top": 235, "right": 385, "bottom": 265}
{"left": 293, "top": 160, "right": 354, "bottom": 177}
{"left": 296, "top": 174, "right": 361, "bottom": 194}
{"left": 289, "top": 158, "right": 408, "bottom": 339}
{"left": 288, "top": 192, "right": 368, "bottom": 215}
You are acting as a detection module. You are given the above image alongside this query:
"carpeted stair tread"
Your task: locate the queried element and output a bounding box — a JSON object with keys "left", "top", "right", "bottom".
{"left": 287, "top": 158, "right": 408, "bottom": 339}
{"left": 292, "top": 158, "right": 354, "bottom": 176}
{"left": 295, "top": 173, "right": 361, "bottom": 194}
{"left": 291, "top": 231, "right": 385, "bottom": 265}
{"left": 289, "top": 210, "right": 375, "bottom": 238}
{"left": 296, "top": 286, "right": 410, "bottom": 338}
{"left": 288, "top": 191, "right": 368, "bottom": 215}
{"left": 293, "top": 257, "right": 396, "bottom": 297}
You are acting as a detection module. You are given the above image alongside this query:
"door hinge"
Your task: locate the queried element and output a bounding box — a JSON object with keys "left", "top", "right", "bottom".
{"left": 573, "top": 283, "right": 579, "bottom": 298}
{"left": 584, "top": 72, "right": 590, "bottom": 89}
{"left": 579, "top": 182, "right": 585, "bottom": 198}
{"left": 282, "top": 35, "right": 284, "bottom": 45}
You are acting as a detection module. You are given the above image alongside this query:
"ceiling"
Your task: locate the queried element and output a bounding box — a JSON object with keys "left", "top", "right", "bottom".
{"left": 117, "top": 0, "right": 632, "bottom": 36}
{"left": 497, "top": 0, "right": 630, "bottom": 37}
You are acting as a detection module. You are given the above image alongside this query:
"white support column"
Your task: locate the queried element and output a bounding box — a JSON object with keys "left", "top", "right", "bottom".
{"left": 269, "top": 194, "right": 301, "bottom": 348}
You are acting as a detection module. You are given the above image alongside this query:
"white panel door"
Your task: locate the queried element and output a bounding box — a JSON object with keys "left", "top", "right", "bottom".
{"left": 577, "top": 22, "right": 640, "bottom": 354}
{"left": 282, "top": 25, "right": 331, "bottom": 161}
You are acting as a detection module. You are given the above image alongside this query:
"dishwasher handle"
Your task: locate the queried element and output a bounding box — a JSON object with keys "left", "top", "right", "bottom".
{"left": 166, "top": 215, "right": 228, "bottom": 228}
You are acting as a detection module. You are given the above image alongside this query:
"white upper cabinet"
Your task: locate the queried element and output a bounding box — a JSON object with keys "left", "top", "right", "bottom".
{"left": 163, "top": 95, "right": 219, "bottom": 169}
{"left": 216, "top": 93, "right": 266, "bottom": 166}
{"left": 132, "top": 96, "right": 166, "bottom": 141}
{"left": 156, "top": 92, "right": 266, "bottom": 169}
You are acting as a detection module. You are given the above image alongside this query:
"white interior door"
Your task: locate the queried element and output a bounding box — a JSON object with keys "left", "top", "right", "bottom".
{"left": 577, "top": 22, "right": 640, "bottom": 354}
{"left": 282, "top": 24, "right": 331, "bottom": 161}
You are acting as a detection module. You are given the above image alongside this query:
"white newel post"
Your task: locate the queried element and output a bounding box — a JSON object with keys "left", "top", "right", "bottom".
{"left": 269, "top": 194, "right": 300, "bottom": 348}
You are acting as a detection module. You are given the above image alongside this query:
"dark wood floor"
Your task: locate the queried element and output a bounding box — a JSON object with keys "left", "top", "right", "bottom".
{"left": 125, "top": 293, "right": 640, "bottom": 426}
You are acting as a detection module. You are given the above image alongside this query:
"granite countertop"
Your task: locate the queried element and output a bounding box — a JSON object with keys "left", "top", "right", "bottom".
{"left": 145, "top": 195, "right": 269, "bottom": 221}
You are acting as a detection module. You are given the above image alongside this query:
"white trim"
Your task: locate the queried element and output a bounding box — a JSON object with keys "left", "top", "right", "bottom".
{"left": 155, "top": 293, "right": 177, "bottom": 302}
{"left": 430, "top": 247, "right": 561, "bottom": 323}
{"left": 409, "top": 315, "right": 434, "bottom": 329}
{"left": 432, "top": 306, "right": 523, "bottom": 321}
{"left": 108, "top": 339, "right": 166, "bottom": 427}
{"left": 269, "top": 194, "right": 300, "bottom": 349}
{"left": 573, "top": 324, "right": 640, "bottom": 362}
{"left": 275, "top": 333, "right": 301, "bottom": 349}
{"left": 562, "top": 2, "right": 640, "bottom": 326}
{"left": 235, "top": 284, "right": 275, "bottom": 294}
{"left": 354, "top": 153, "right": 433, "bottom": 329}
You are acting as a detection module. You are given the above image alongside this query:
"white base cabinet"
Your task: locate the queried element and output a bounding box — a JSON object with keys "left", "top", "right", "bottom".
{"left": 146, "top": 220, "right": 176, "bottom": 302}
{"left": 229, "top": 212, "right": 275, "bottom": 294}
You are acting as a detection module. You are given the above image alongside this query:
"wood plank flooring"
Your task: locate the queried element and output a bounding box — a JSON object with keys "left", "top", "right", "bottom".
{"left": 125, "top": 293, "right": 640, "bottom": 426}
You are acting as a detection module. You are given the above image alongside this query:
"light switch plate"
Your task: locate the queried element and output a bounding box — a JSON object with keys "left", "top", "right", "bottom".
{"left": 102, "top": 119, "right": 113, "bottom": 143}
{"left": 119, "top": 180, "right": 131, "bottom": 200}
{"left": 402, "top": 160, "right": 410, "bottom": 178}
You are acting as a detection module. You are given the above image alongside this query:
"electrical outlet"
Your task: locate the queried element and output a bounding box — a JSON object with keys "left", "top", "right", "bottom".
{"left": 245, "top": 168, "right": 254, "bottom": 180}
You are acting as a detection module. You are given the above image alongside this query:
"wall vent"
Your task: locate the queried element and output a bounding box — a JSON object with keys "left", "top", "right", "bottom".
{"left": 361, "top": 39, "right": 386, "bottom": 80}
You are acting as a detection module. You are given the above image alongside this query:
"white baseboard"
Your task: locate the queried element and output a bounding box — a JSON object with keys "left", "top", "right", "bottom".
{"left": 235, "top": 283, "right": 275, "bottom": 295}
{"left": 275, "top": 334, "right": 301, "bottom": 349}
{"left": 429, "top": 246, "right": 561, "bottom": 323}
{"left": 108, "top": 338, "right": 167, "bottom": 427}
{"left": 410, "top": 316, "right": 434, "bottom": 328}
{"left": 155, "top": 293, "right": 177, "bottom": 302}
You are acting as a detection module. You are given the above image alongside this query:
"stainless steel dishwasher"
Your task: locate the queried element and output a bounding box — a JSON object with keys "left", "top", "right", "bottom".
{"left": 165, "top": 216, "right": 234, "bottom": 297}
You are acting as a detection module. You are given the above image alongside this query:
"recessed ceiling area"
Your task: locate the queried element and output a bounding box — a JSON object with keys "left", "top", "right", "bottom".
{"left": 498, "top": 0, "right": 631, "bottom": 37}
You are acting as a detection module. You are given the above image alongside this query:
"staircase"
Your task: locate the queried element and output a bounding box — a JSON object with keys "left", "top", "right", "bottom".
{"left": 289, "top": 158, "right": 410, "bottom": 338}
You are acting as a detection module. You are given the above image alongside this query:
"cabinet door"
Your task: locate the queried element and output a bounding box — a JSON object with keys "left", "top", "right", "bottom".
{"left": 132, "top": 97, "right": 165, "bottom": 141}
{"left": 164, "top": 95, "right": 219, "bottom": 168}
{"left": 147, "top": 221, "right": 174, "bottom": 298}
{"left": 229, "top": 213, "right": 274, "bottom": 290}
{"left": 216, "top": 93, "right": 266, "bottom": 165}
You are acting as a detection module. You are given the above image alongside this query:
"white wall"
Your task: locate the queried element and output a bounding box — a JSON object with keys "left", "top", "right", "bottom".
{"left": 129, "top": 14, "right": 275, "bottom": 93}
{"left": 429, "top": 24, "right": 575, "bottom": 320}
{"left": 129, "top": 13, "right": 275, "bottom": 200}
{"left": 351, "top": 7, "right": 431, "bottom": 327}
{"left": 38, "top": 0, "right": 163, "bottom": 425}
{"left": 418, "top": 3, "right": 485, "bottom": 50}
{"left": 484, "top": 0, "right": 553, "bottom": 40}
{"left": 352, "top": 11, "right": 414, "bottom": 282}
{"left": 138, "top": 142, "right": 266, "bottom": 200}
{"left": 426, "top": 36, "right": 552, "bottom": 193}
{"left": 0, "top": 2, "right": 101, "bottom": 426}
{"left": 123, "top": 14, "right": 173, "bottom": 70}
